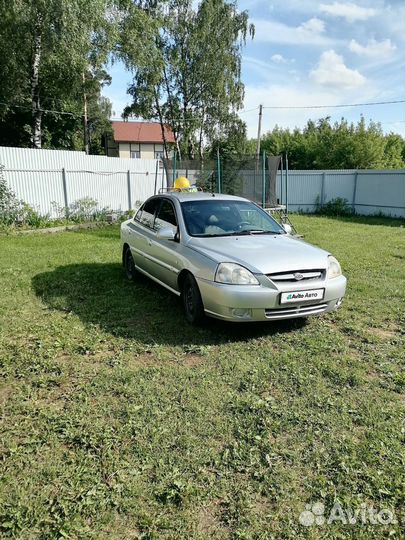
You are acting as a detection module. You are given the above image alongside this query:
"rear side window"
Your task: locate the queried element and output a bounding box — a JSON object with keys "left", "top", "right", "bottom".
{"left": 136, "top": 198, "right": 160, "bottom": 229}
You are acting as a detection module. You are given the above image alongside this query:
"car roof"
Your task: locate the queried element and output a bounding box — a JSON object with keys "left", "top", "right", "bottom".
{"left": 157, "top": 191, "right": 248, "bottom": 203}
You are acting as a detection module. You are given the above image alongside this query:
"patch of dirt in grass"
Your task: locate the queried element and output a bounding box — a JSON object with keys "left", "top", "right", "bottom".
{"left": 54, "top": 353, "right": 74, "bottom": 365}
{"left": 365, "top": 370, "right": 380, "bottom": 382}
{"left": 97, "top": 515, "right": 141, "bottom": 540}
{"left": 0, "top": 384, "right": 13, "bottom": 406}
{"left": 131, "top": 352, "right": 159, "bottom": 367}
{"left": 55, "top": 351, "right": 119, "bottom": 370}
{"left": 31, "top": 395, "right": 67, "bottom": 412}
{"left": 182, "top": 353, "right": 204, "bottom": 368}
{"left": 252, "top": 495, "right": 278, "bottom": 517}
{"left": 368, "top": 327, "right": 399, "bottom": 340}
{"left": 195, "top": 500, "right": 228, "bottom": 539}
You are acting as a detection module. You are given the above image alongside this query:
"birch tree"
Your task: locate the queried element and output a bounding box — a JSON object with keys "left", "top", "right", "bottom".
{"left": 121, "top": 0, "right": 254, "bottom": 159}
{"left": 0, "top": 0, "right": 117, "bottom": 149}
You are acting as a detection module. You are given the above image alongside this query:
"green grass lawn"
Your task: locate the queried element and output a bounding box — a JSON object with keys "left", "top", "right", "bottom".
{"left": 0, "top": 215, "right": 404, "bottom": 539}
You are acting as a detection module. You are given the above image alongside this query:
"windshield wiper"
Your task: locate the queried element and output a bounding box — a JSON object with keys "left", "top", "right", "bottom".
{"left": 228, "top": 229, "right": 282, "bottom": 236}
{"left": 250, "top": 230, "right": 283, "bottom": 235}
{"left": 192, "top": 230, "right": 283, "bottom": 238}
{"left": 192, "top": 233, "right": 234, "bottom": 237}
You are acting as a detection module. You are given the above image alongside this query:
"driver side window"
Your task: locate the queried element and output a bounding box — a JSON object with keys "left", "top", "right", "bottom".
{"left": 155, "top": 199, "right": 178, "bottom": 233}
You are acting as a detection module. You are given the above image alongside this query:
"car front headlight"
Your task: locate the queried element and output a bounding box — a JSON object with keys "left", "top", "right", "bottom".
{"left": 328, "top": 255, "right": 342, "bottom": 279}
{"left": 215, "top": 263, "right": 259, "bottom": 285}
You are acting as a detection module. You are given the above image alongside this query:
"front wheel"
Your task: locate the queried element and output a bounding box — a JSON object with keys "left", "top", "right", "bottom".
{"left": 124, "top": 246, "right": 137, "bottom": 281}
{"left": 181, "top": 274, "right": 205, "bottom": 325}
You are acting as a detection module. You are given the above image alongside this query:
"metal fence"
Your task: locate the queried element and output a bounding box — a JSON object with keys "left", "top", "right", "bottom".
{"left": 0, "top": 146, "right": 166, "bottom": 217}
{"left": 163, "top": 155, "right": 281, "bottom": 207}
{"left": 163, "top": 155, "right": 404, "bottom": 218}
{"left": 1, "top": 146, "right": 404, "bottom": 218}
{"left": 276, "top": 169, "right": 405, "bottom": 218}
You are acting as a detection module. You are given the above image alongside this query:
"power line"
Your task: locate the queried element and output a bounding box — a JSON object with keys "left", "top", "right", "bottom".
{"left": 380, "top": 120, "right": 405, "bottom": 125}
{"left": 262, "top": 99, "right": 405, "bottom": 110}
{"left": 238, "top": 106, "right": 259, "bottom": 114}
{"left": 1, "top": 101, "right": 260, "bottom": 120}
{"left": 2, "top": 99, "right": 404, "bottom": 122}
{"left": 0, "top": 101, "right": 83, "bottom": 117}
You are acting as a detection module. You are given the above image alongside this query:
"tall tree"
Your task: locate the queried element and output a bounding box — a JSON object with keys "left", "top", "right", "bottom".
{"left": 0, "top": 0, "right": 117, "bottom": 150}
{"left": 121, "top": 0, "right": 254, "bottom": 159}
{"left": 259, "top": 117, "right": 405, "bottom": 170}
{"left": 208, "top": 115, "right": 251, "bottom": 158}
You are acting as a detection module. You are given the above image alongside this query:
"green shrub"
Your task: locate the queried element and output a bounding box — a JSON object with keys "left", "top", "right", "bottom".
{"left": 0, "top": 164, "right": 23, "bottom": 225}
{"left": 67, "top": 197, "right": 110, "bottom": 223}
{"left": 20, "top": 203, "right": 51, "bottom": 228}
{"left": 0, "top": 168, "right": 127, "bottom": 230}
{"left": 315, "top": 196, "right": 354, "bottom": 217}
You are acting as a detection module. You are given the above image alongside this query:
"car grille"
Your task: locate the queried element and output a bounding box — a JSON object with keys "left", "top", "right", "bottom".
{"left": 267, "top": 269, "right": 325, "bottom": 283}
{"left": 265, "top": 303, "right": 328, "bottom": 319}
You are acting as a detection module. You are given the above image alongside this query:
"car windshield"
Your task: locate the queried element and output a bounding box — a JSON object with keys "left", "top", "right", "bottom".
{"left": 181, "top": 199, "right": 285, "bottom": 237}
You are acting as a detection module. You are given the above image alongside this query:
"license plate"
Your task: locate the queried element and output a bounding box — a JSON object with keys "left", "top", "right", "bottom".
{"left": 280, "top": 288, "right": 324, "bottom": 304}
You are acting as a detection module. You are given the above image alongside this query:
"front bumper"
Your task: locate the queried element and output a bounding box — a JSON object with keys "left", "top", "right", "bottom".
{"left": 196, "top": 275, "right": 347, "bottom": 322}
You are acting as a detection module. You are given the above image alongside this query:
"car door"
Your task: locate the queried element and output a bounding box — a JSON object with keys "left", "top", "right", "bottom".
{"left": 129, "top": 197, "right": 160, "bottom": 275}
{"left": 147, "top": 198, "right": 182, "bottom": 291}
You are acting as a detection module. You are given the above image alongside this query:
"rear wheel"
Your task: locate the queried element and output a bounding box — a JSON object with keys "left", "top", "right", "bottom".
{"left": 181, "top": 274, "right": 205, "bottom": 325}
{"left": 124, "top": 246, "right": 137, "bottom": 281}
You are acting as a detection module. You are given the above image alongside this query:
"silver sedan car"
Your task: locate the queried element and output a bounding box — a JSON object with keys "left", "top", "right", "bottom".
{"left": 121, "top": 192, "right": 346, "bottom": 324}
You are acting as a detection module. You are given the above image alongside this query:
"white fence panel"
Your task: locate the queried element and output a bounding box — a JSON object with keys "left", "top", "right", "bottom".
{"left": 277, "top": 171, "right": 324, "bottom": 212}
{"left": 0, "top": 146, "right": 164, "bottom": 217}
{"left": 277, "top": 169, "right": 404, "bottom": 217}
{"left": 1, "top": 147, "right": 403, "bottom": 218}
{"left": 354, "top": 171, "right": 405, "bottom": 217}
{"left": 324, "top": 171, "right": 356, "bottom": 203}
{"left": 65, "top": 171, "right": 128, "bottom": 213}
{"left": 5, "top": 170, "right": 66, "bottom": 217}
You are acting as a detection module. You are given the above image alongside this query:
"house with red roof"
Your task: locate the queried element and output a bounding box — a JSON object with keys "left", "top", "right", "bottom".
{"left": 106, "top": 121, "right": 175, "bottom": 160}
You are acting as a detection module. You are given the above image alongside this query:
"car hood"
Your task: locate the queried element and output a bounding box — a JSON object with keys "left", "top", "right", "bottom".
{"left": 188, "top": 234, "right": 329, "bottom": 274}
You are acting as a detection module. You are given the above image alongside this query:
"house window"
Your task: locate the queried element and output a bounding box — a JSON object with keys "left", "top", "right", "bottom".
{"left": 130, "top": 143, "right": 141, "bottom": 159}
{"left": 155, "top": 150, "right": 165, "bottom": 161}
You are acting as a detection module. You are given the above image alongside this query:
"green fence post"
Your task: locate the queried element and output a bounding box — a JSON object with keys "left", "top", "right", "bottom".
{"left": 217, "top": 148, "right": 221, "bottom": 193}
{"left": 285, "top": 153, "right": 289, "bottom": 214}
{"left": 172, "top": 151, "right": 177, "bottom": 186}
{"left": 262, "top": 150, "right": 266, "bottom": 208}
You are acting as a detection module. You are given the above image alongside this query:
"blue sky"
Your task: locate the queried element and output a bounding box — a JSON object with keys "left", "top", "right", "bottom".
{"left": 102, "top": 0, "right": 405, "bottom": 138}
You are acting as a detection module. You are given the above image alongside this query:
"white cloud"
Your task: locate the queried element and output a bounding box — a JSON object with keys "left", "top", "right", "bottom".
{"left": 298, "top": 17, "right": 326, "bottom": 34}
{"left": 271, "top": 54, "right": 287, "bottom": 64}
{"left": 239, "top": 79, "right": 385, "bottom": 136}
{"left": 310, "top": 50, "right": 366, "bottom": 88}
{"left": 240, "top": 84, "right": 347, "bottom": 136}
{"left": 349, "top": 38, "right": 397, "bottom": 58}
{"left": 320, "top": 2, "right": 376, "bottom": 22}
{"left": 252, "top": 18, "right": 336, "bottom": 46}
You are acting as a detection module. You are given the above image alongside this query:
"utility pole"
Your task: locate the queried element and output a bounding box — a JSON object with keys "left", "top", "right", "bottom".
{"left": 256, "top": 104, "right": 263, "bottom": 161}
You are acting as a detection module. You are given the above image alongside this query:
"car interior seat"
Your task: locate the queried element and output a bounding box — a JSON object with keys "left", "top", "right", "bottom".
{"left": 187, "top": 214, "right": 206, "bottom": 234}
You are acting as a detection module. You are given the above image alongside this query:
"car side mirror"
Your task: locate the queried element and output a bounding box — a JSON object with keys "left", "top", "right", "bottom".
{"left": 156, "top": 227, "right": 176, "bottom": 241}
{"left": 282, "top": 223, "right": 292, "bottom": 234}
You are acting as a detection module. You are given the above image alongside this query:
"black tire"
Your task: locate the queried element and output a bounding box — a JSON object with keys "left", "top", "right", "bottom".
{"left": 181, "top": 274, "right": 205, "bottom": 325}
{"left": 124, "top": 246, "right": 137, "bottom": 281}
